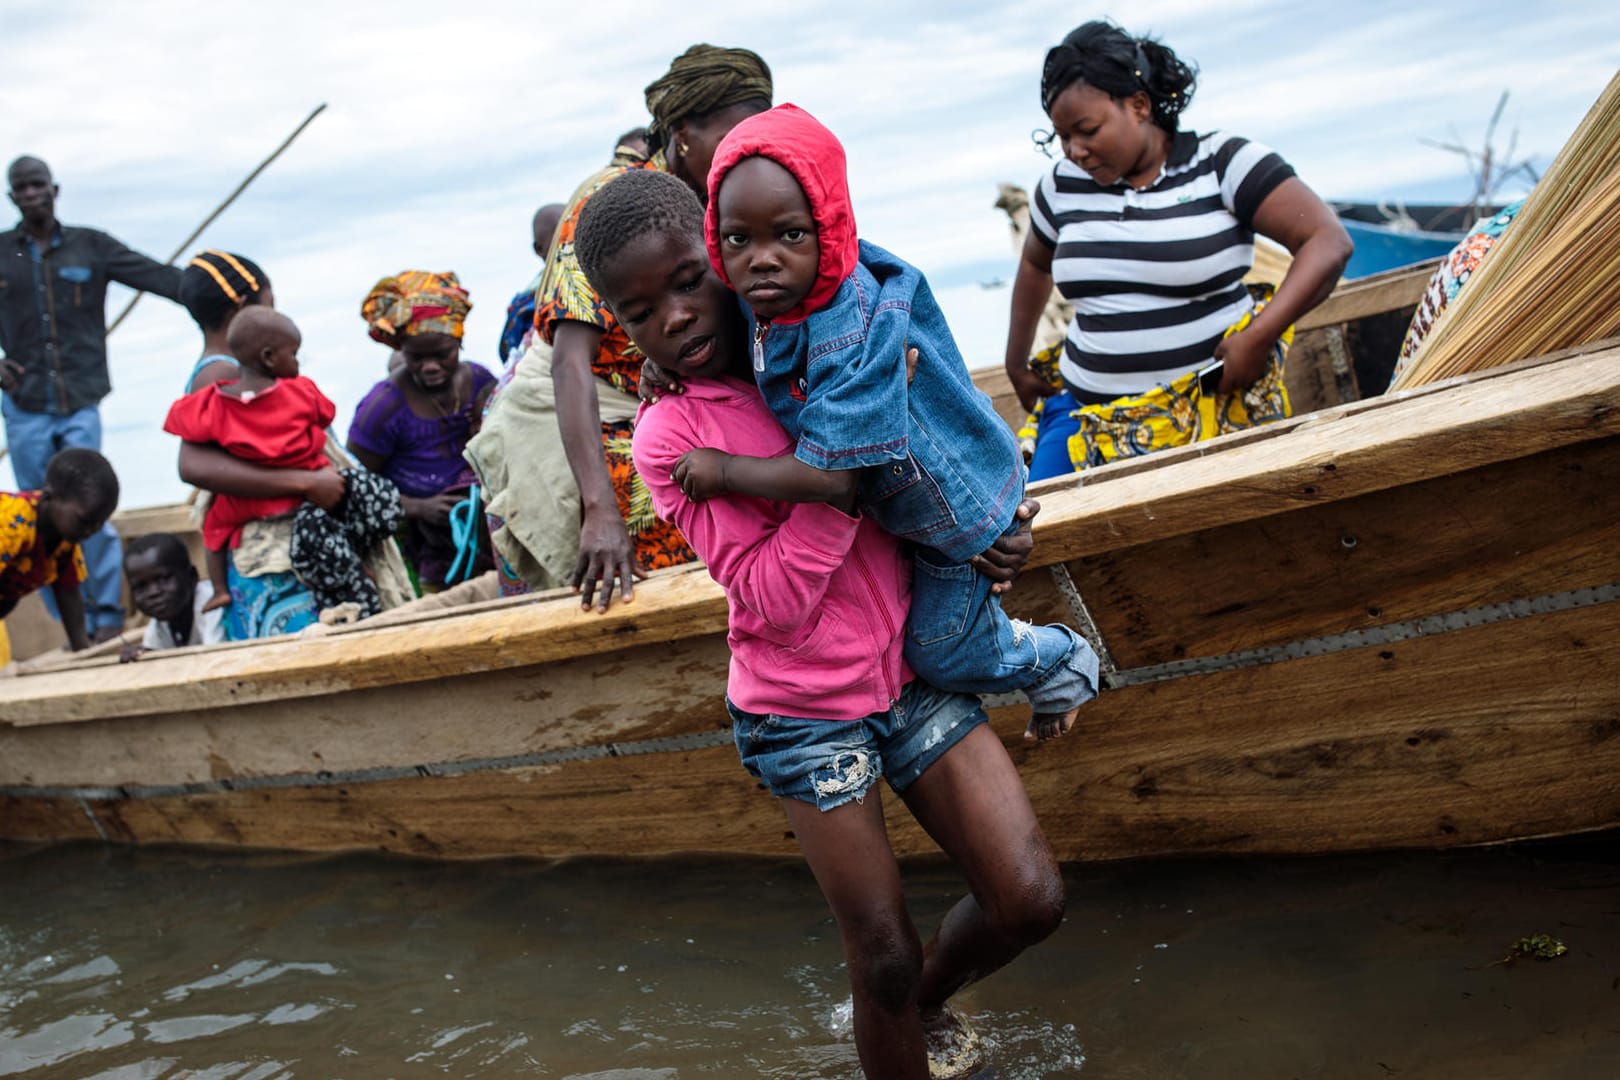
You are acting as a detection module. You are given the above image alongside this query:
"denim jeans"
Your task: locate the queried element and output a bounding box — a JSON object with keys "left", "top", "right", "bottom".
{"left": 2, "top": 396, "right": 125, "bottom": 632}
{"left": 903, "top": 522, "right": 1100, "bottom": 717}
{"left": 1028, "top": 389, "right": 1082, "bottom": 482}
{"left": 728, "top": 679, "right": 988, "bottom": 811}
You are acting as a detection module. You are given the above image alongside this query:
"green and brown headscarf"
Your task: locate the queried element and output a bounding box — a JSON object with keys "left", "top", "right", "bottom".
{"left": 643, "top": 44, "right": 773, "bottom": 152}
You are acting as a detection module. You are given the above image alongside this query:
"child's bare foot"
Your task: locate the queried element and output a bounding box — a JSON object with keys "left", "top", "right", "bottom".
{"left": 200, "top": 592, "right": 232, "bottom": 613}
{"left": 1024, "top": 705, "right": 1080, "bottom": 742}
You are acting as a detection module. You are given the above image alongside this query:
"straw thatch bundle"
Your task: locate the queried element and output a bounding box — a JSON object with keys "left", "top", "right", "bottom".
{"left": 1390, "top": 71, "right": 1620, "bottom": 390}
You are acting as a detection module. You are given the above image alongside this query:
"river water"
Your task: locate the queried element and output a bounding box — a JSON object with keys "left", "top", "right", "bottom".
{"left": 2, "top": 836, "right": 1616, "bottom": 1078}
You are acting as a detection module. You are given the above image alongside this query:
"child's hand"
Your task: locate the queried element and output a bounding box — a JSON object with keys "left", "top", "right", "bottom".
{"left": 672, "top": 449, "right": 731, "bottom": 502}
{"left": 639, "top": 359, "right": 686, "bottom": 404}
{"left": 200, "top": 591, "right": 233, "bottom": 614}
{"left": 119, "top": 644, "right": 148, "bottom": 663}
{"left": 971, "top": 498, "right": 1041, "bottom": 594}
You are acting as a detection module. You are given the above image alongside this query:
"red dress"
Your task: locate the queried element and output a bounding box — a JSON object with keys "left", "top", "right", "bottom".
{"left": 164, "top": 377, "right": 336, "bottom": 549}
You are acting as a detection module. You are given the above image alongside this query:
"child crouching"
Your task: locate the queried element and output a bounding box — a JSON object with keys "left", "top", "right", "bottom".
{"left": 120, "top": 532, "right": 227, "bottom": 660}
{"left": 0, "top": 447, "right": 120, "bottom": 656}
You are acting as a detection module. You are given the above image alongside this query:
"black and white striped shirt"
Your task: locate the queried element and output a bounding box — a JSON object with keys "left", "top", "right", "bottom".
{"left": 1029, "top": 130, "right": 1295, "bottom": 402}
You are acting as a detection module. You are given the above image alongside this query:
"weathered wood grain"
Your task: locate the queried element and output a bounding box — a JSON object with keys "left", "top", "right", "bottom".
{"left": 7, "top": 601, "right": 1613, "bottom": 862}
{"left": 1071, "top": 435, "right": 1620, "bottom": 668}
{"left": 1030, "top": 346, "right": 1620, "bottom": 563}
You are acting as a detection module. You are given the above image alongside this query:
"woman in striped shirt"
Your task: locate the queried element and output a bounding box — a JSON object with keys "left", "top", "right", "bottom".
{"left": 1006, "top": 21, "right": 1352, "bottom": 479}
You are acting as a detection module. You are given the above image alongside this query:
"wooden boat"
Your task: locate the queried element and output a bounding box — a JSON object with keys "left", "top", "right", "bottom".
{"left": 5, "top": 262, "right": 1617, "bottom": 863}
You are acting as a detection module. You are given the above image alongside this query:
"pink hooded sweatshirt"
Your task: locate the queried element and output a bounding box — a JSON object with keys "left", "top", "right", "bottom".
{"left": 632, "top": 376, "right": 913, "bottom": 719}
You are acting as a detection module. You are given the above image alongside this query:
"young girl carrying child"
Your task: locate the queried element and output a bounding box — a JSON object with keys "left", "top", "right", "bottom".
{"left": 163, "top": 307, "right": 400, "bottom": 620}
{"left": 577, "top": 167, "right": 1065, "bottom": 1080}
{"left": 660, "top": 103, "right": 1100, "bottom": 741}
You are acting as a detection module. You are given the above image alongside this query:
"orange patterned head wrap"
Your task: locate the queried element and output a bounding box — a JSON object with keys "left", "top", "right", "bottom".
{"left": 360, "top": 270, "right": 473, "bottom": 347}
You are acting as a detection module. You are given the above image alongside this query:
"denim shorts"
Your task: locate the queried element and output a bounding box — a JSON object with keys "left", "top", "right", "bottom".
{"left": 727, "top": 680, "right": 988, "bottom": 812}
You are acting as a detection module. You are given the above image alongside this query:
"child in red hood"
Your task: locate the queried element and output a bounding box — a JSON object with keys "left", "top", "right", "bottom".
{"left": 668, "top": 103, "right": 1099, "bottom": 741}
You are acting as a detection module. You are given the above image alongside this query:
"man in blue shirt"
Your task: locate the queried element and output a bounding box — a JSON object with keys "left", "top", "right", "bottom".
{"left": 1, "top": 155, "right": 183, "bottom": 642}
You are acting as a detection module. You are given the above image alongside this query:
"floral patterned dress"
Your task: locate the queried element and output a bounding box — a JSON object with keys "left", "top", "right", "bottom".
{"left": 533, "top": 161, "right": 697, "bottom": 574}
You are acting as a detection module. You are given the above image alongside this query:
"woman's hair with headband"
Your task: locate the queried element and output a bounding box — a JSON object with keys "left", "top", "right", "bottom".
{"left": 1039, "top": 20, "right": 1197, "bottom": 134}
{"left": 179, "top": 250, "right": 269, "bottom": 331}
{"left": 643, "top": 44, "right": 773, "bottom": 152}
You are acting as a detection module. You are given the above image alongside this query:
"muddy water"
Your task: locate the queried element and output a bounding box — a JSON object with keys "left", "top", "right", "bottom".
{"left": 1, "top": 837, "right": 1617, "bottom": 1078}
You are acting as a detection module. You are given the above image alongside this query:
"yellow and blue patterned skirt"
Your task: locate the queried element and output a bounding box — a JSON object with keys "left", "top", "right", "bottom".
{"left": 1021, "top": 296, "right": 1293, "bottom": 480}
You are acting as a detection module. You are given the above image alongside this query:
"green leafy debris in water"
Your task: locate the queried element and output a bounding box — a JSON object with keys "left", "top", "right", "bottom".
{"left": 1496, "top": 933, "right": 1568, "bottom": 966}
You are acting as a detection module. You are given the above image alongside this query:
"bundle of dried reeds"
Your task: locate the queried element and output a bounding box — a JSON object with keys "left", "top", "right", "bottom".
{"left": 1390, "top": 71, "right": 1620, "bottom": 389}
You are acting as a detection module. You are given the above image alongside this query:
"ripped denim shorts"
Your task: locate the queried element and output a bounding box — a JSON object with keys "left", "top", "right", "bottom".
{"left": 727, "top": 679, "right": 988, "bottom": 812}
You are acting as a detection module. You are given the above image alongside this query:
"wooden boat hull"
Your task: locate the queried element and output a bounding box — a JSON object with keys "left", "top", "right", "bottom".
{"left": 4, "top": 337, "right": 1616, "bottom": 862}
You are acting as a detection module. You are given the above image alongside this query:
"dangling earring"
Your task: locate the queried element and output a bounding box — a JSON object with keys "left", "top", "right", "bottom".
{"left": 678, "top": 142, "right": 690, "bottom": 154}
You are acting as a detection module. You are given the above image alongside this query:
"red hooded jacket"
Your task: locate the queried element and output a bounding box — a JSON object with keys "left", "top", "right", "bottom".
{"left": 704, "top": 103, "right": 859, "bottom": 326}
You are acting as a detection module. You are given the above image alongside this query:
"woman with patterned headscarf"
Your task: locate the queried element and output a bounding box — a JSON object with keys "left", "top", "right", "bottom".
{"left": 349, "top": 271, "right": 497, "bottom": 590}
{"left": 483, "top": 44, "right": 771, "bottom": 612}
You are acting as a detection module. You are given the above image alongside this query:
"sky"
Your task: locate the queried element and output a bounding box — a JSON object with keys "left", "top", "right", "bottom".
{"left": 3, "top": 0, "right": 1617, "bottom": 508}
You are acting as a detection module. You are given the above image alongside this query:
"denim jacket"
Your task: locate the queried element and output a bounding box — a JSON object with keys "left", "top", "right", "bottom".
{"left": 752, "top": 240, "right": 1022, "bottom": 564}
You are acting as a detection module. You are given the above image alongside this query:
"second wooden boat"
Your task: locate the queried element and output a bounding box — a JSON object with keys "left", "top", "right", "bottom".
{"left": 6, "top": 265, "right": 1615, "bottom": 863}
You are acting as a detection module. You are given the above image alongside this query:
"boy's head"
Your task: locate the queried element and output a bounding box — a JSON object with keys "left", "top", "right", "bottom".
{"left": 705, "top": 104, "right": 857, "bottom": 326}
{"left": 124, "top": 533, "right": 197, "bottom": 623}
{"left": 39, "top": 447, "right": 119, "bottom": 544}
{"left": 576, "top": 168, "right": 744, "bottom": 381}
{"left": 226, "top": 306, "right": 301, "bottom": 379}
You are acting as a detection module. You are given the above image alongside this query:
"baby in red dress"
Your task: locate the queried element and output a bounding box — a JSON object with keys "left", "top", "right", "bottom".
{"left": 163, "top": 308, "right": 335, "bottom": 611}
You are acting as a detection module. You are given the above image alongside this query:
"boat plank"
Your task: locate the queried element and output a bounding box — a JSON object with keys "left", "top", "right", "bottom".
{"left": 8, "top": 601, "right": 1614, "bottom": 862}
{"left": 1032, "top": 347, "right": 1620, "bottom": 561}
{"left": 1294, "top": 260, "right": 1434, "bottom": 332}
{"left": 1016, "top": 599, "right": 1620, "bottom": 859}
{"left": 0, "top": 633, "right": 737, "bottom": 788}
{"left": 1071, "top": 435, "right": 1620, "bottom": 668}
{"left": 0, "top": 563, "right": 731, "bottom": 726}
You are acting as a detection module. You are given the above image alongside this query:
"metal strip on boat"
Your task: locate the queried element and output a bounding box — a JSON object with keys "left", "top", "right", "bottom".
{"left": 1102, "top": 582, "right": 1620, "bottom": 689}
{"left": 0, "top": 729, "right": 737, "bottom": 803}
{"left": 5, "top": 585, "right": 1615, "bottom": 805}
{"left": 1050, "top": 563, "right": 1119, "bottom": 675}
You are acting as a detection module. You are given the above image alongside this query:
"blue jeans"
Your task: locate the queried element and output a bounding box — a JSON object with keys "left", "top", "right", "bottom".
{"left": 2, "top": 396, "right": 125, "bottom": 632}
{"left": 904, "top": 522, "right": 1099, "bottom": 717}
{"left": 728, "top": 679, "right": 988, "bottom": 811}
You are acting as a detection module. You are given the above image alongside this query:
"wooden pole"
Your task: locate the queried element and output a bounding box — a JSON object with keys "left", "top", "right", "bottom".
{"left": 106, "top": 103, "right": 328, "bottom": 336}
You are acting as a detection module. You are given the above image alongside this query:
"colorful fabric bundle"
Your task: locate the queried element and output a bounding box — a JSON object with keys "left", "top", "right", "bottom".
{"left": 361, "top": 270, "right": 473, "bottom": 347}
